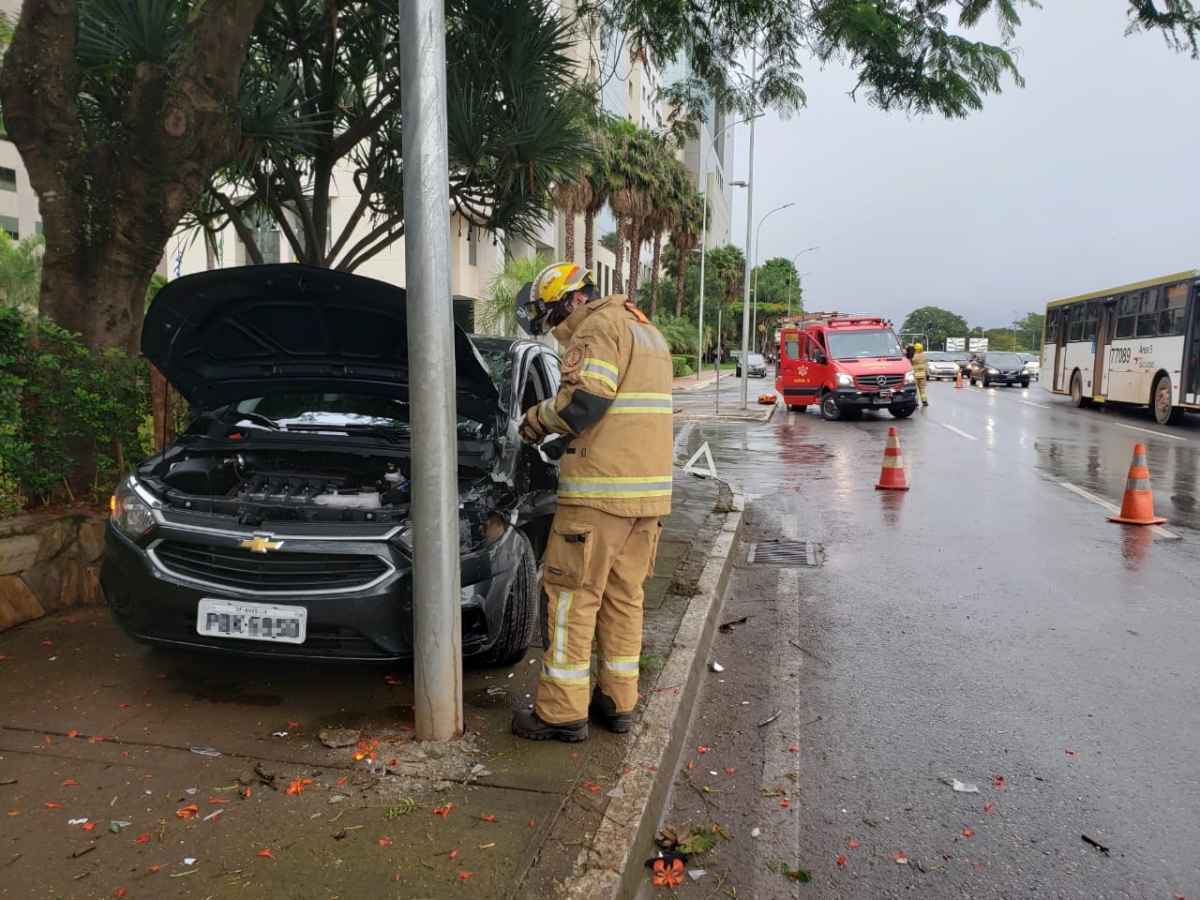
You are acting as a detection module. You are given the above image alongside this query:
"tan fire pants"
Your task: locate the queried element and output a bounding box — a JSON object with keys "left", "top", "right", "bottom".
{"left": 535, "top": 505, "right": 661, "bottom": 724}
{"left": 915, "top": 375, "right": 927, "bottom": 404}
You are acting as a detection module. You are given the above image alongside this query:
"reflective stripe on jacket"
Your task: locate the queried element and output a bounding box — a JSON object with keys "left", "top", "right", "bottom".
{"left": 912, "top": 351, "right": 928, "bottom": 378}
{"left": 535, "top": 294, "right": 673, "bottom": 517}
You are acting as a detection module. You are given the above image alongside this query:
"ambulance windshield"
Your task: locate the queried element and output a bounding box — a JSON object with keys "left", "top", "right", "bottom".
{"left": 827, "top": 330, "right": 903, "bottom": 360}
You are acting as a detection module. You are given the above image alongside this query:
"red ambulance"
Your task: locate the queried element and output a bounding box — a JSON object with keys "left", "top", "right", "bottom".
{"left": 775, "top": 313, "right": 917, "bottom": 420}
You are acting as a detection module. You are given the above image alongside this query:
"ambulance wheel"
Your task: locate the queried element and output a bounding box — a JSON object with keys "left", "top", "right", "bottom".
{"left": 820, "top": 394, "right": 842, "bottom": 421}
{"left": 890, "top": 407, "right": 915, "bottom": 419}
{"left": 480, "top": 531, "right": 538, "bottom": 666}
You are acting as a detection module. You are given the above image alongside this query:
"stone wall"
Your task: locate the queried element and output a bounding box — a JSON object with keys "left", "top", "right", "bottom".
{"left": 0, "top": 508, "right": 106, "bottom": 632}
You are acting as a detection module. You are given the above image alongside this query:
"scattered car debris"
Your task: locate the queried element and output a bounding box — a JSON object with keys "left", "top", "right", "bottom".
{"left": 750, "top": 828, "right": 761, "bottom": 838}
{"left": 189, "top": 746, "right": 221, "bottom": 758}
{"left": 757, "top": 709, "right": 782, "bottom": 727}
{"left": 317, "top": 728, "right": 362, "bottom": 749}
{"left": 1081, "top": 834, "right": 1110, "bottom": 855}
{"left": 940, "top": 777, "right": 980, "bottom": 793}
{"left": 718, "top": 616, "right": 749, "bottom": 634}
{"left": 688, "top": 868, "right": 706, "bottom": 881}
{"left": 709, "top": 661, "right": 725, "bottom": 673}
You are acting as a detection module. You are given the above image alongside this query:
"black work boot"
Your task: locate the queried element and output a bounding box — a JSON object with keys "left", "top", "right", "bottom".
{"left": 512, "top": 708, "right": 588, "bottom": 742}
{"left": 589, "top": 687, "right": 635, "bottom": 734}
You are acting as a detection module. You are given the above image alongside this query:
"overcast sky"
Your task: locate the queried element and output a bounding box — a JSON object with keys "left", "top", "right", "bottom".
{"left": 729, "top": 2, "right": 1200, "bottom": 329}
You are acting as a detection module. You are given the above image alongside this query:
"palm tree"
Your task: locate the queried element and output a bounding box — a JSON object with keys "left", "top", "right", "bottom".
{"left": 604, "top": 120, "right": 656, "bottom": 295}
{"left": 478, "top": 252, "right": 551, "bottom": 337}
{"left": 550, "top": 175, "right": 592, "bottom": 264}
{"left": 645, "top": 158, "right": 694, "bottom": 318}
{"left": 668, "top": 181, "right": 704, "bottom": 318}
{"left": 581, "top": 132, "right": 610, "bottom": 272}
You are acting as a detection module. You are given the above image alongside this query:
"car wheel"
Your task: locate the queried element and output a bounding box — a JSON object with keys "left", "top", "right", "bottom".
{"left": 1021, "top": 380, "right": 1030, "bottom": 389}
{"left": 969, "top": 377, "right": 976, "bottom": 386}
{"left": 1153, "top": 374, "right": 1183, "bottom": 426}
{"left": 735, "top": 368, "right": 742, "bottom": 378}
{"left": 1070, "top": 371, "right": 1088, "bottom": 408}
{"left": 820, "top": 393, "right": 842, "bottom": 421}
{"left": 479, "top": 531, "right": 538, "bottom": 667}
{"left": 890, "top": 406, "right": 915, "bottom": 419}
{"left": 982, "top": 377, "right": 989, "bottom": 388}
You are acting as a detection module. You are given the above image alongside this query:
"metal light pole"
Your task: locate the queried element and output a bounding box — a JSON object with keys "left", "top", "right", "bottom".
{"left": 399, "top": 0, "right": 462, "bottom": 742}
{"left": 738, "top": 48, "right": 758, "bottom": 409}
{"left": 696, "top": 117, "right": 758, "bottom": 380}
{"left": 783, "top": 248, "right": 819, "bottom": 319}
{"left": 750, "top": 202, "right": 794, "bottom": 352}
{"left": 788, "top": 269, "right": 812, "bottom": 318}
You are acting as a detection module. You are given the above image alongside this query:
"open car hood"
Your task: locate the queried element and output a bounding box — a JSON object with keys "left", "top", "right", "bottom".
{"left": 142, "top": 265, "right": 500, "bottom": 420}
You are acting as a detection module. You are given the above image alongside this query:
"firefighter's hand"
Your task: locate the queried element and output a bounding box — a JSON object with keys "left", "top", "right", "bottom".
{"left": 519, "top": 406, "right": 547, "bottom": 443}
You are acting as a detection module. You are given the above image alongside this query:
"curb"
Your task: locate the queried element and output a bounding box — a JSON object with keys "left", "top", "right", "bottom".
{"left": 565, "top": 487, "right": 745, "bottom": 900}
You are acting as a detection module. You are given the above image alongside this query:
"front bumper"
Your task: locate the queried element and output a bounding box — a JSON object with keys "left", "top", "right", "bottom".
{"left": 927, "top": 367, "right": 958, "bottom": 379}
{"left": 833, "top": 386, "right": 918, "bottom": 410}
{"left": 100, "top": 514, "right": 525, "bottom": 662}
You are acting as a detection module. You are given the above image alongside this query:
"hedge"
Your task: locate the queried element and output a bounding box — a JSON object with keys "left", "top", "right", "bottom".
{"left": 0, "top": 307, "right": 150, "bottom": 513}
{"left": 670, "top": 354, "right": 693, "bottom": 378}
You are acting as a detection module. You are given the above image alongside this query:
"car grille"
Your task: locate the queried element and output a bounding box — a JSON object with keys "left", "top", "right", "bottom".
{"left": 855, "top": 374, "right": 905, "bottom": 390}
{"left": 154, "top": 541, "right": 389, "bottom": 593}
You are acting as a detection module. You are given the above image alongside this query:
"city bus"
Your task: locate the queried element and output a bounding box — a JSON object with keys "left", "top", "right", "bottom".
{"left": 1043, "top": 270, "right": 1200, "bottom": 425}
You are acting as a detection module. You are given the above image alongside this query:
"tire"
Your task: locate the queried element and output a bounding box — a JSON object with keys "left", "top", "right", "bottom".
{"left": 1153, "top": 374, "right": 1183, "bottom": 426}
{"left": 480, "top": 532, "right": 538, "bottom": 666}
{"left": 842, "top": 407, "right": 864, "bottom": 421}
{"left": 735, "top": 368, "right": 742, "bottom": 378}
{"left": 982, "top": 377, "right": 990, "bottom": 388}
{"left": 820, "top": 393, "right": 842, "bottom": 421}
{"left": 1070, "top": 371, "right": 1087, "bottom": 408}
{"left": 1021, "top": 380, "right": 1030, "bottom": 389}
{"left": 890, "top": 407, "right": 915, "bottom": 419}
{"left": 969, "top": 377, "right": 976, "bottom": 386}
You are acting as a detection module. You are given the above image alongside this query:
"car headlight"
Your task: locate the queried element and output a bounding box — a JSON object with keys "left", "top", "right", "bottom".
{"left": 835, "top": 372, "right": 854, "bottom": 387}
{"left": 110, "top": 478, "right": 155, "bottom": 539}
{"left": 987, "top": 367, "right": 999, "bottom": 374}
{"left": 904, "top": 370, "right": 915, "bottom": 384}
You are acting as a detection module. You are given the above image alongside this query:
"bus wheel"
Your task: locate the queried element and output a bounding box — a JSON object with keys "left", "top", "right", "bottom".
{"left": 1153, "top": 375, "right": 1182, "bottom": 426}
{"left": 820, "top": 393, "right": 842, "bottom": 421}
{"left": 1070, "top": 372, "right": 1088, "bottom": 408}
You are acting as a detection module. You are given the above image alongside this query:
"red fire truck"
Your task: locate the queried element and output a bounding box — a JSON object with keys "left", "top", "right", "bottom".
{"left": 775, "top": 313, "right": 917, "bottom": 420}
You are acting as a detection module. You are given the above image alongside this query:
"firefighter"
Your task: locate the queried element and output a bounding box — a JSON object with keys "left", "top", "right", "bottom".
{"left": 912, "top": 342, "right": 929, "bottom": 407}
{"left": 511, "top": 262, "right": 673, "bottom": 742}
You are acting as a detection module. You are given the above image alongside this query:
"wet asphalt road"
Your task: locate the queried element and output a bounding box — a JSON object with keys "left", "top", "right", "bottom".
{"left": 659, "top": 376, "right": 1200, "bottom": 898}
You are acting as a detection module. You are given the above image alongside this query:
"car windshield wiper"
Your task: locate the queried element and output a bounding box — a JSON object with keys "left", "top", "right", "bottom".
{"left": 228, "top": 411, "right": 280, "bottom": 430}
{"left": 283, "top": 423, "right": 409, "bottom": 442}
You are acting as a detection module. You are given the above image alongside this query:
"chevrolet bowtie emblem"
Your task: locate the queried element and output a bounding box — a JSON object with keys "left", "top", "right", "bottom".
{"left": 240, "top": 535, "right": 283, "bottom": 554}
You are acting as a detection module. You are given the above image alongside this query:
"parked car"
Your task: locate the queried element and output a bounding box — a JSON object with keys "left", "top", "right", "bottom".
{"left": 924, "top": 351, "right": 961, "bottom": 381}
{"left": 967, "top": 351, "right": 1031, "bottom": 388}
{"left": 102, "top": 265, "right": 561, "bottom": 665}
{"left": 736, "top": 352, "right": 769, "bottom": 378}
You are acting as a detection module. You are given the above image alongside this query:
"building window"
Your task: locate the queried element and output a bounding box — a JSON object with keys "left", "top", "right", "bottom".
{"left": 0, "top": 215, "right": 18, "bottom": 239}
{"left": 0, "top": 167, "right": 15, "bottom": 192}
{"left": 467, "top": 225, "right": 477, "bottom": 267}
{"left": 237, "top": 210, "right": 279, "bottom": 264}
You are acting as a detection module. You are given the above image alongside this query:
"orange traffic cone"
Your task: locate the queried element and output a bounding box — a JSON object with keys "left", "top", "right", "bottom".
{"left": 875, "top": 426, "right": 910, "bottom": 491}
{"left": 955, "top": 368, "right": 964, "bottom": 389}
{"left": 1108, "top": 443, "right": 1165, "bottom": 525}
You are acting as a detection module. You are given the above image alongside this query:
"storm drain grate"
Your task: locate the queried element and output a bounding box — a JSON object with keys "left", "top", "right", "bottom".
{"left": 746, "top": 540, "right": 823, "bottom": 567}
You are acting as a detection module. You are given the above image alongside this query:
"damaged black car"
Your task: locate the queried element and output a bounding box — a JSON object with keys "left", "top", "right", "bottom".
{"left": 101, "top": 265, "right": 561, "bottom": 664}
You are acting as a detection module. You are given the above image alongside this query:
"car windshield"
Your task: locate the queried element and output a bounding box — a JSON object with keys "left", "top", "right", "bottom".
{"left": 986, "top": 353, "right": 1024, "bottom": 368}
{"left": 748, "top": 353, "right": 766, "bottom": 365}
{"left": 230, "top": 393, "right": 488, "bottom": 438}
{"left": 827, "top": 329, "right": 902, "bottom": 360}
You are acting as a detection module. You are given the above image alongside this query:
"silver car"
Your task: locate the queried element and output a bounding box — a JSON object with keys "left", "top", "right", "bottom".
{"left": 924, "top": 351, "right": 960, "bottom": 381}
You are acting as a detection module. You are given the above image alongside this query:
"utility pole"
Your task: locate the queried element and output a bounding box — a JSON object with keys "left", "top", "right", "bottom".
{"left": 399, "top": 0, "right": 463, "bottom": 742}
{"left": 738, "top": 47, "right": 757, "bottom": 410}
{"left": 750, "top": 202, "right": 795, "bottom": 355}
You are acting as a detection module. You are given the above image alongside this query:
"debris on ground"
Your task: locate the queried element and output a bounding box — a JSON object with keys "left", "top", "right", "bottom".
{"left": 189, "top": 746, "right": 221, "bottom": 757}
{"left": 650, "top": 858, "right": 686, "bottom": 888}
{"left": 757, "top": 709, "right": 782, "bottom": 727}
{"left": 940, "top": 777, "right": 980, "bottom": 793}
{"left": 718, "top": 616, "right": 749, "bottom": 634}
{"left": 709, "top": 661, "right": 725, "bottom": 673}
{"left": 688, "top": 868, "right": 706, "bottom": 880}
{"left": 1081, "top": 834, "right": 1110, "bottom": 855}
{"left": 750, "top": 828, "right": 761, "bottom": 838}
{"left": 317, "top": 728, "right": 361, "bottom": 749}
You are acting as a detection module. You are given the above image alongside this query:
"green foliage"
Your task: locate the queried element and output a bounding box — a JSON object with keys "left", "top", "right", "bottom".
{"left": 0, "top": 232, "right": 44, "bottom": 315}
{"left": 0, "top": 310, "right": 148, "bottom": 511}
{"left": 670, "top": 355, "right": 693, "bottom": 378}
{"left": 901, "top": 306, "right": 970, "bottom": 350}
{"left": 479, "top": 252, "right": 552, "bottom": 337}
{"left": 599, "top": 231, "right": 620, "bottom": 254}
{"left": 752, "top": 256, "right": 804, "bottom": 310}
{"left": 655, "top": 315, "right": 699, "bottom": 356}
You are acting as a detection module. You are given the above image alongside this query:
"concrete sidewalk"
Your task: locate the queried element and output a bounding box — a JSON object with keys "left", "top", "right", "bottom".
{"left": 0, "top": 471, "right": 741, "bottom": 900}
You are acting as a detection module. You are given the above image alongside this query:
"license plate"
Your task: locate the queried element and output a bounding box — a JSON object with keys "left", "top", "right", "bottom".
{"left": 877, "top": 390, "right": 892, "bottom": 403}
{"left": 196, "top": 599, "right": 307, "bottom": 644}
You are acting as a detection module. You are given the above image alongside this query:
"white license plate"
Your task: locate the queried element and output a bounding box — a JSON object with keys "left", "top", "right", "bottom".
{"left": 876, "top": 391, "right": 893, "bottom": 403}
{"left": 196, "top": 599, "right": 307, "bottom": 644}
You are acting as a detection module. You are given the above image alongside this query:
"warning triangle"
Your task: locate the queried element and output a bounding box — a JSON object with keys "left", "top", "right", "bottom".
{"left": 683, "top": 441, "right": 718, "bottom": 479}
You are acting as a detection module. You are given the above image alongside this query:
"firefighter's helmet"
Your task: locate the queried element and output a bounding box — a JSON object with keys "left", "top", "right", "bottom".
{"left": 914, "top": 342, "right": 924, "bottom": 352}
{"left": 516, "top": 262, "right": 595, "bottom": 336}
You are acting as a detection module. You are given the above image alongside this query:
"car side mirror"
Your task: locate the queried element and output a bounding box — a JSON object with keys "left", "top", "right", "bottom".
{"left": 812, "top": 352, "right": 827, "bottom": 365}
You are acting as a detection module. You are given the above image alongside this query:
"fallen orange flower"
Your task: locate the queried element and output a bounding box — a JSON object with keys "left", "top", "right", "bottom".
{"left": 458, "top": 871, "right": 477, "bottom": 881}
{"left": 286, "top": 777, "right": 313, "bottom": 796}
{"left": 175, "top": 804, "right": 199, "bottom": 819}
{"left": 847, "top": 838, "right": 860, "bottom": 849}
{"left": 148, "top": 864, "right": 162, "bottom": 874}
{"left": 257, "top": 848, "right": 274, "bottom": 859}
{"left": 724, "top": 767, "right": 736, "bottom": 775}
{"left": 82, "top": 822, "right": 97, "bottom": 832}
{"left": 697, "top": 745, "right": 709, "bottom": 754}
{"left": 336, "top": 776, "right": 349, "bottom": 786}
{"left": 836, "top": 853, "right": 847, "bottom": 867}
{"left": 432, "top": 804, "right": 454, "bottom": 817}
{"left": 780, "top": 798, "right": 790, "bottom": 809}
{"left": 962, "top": 827, "right": 974, "bottom": 839}
{"left": 207, "top": 796, "right": 229, "bottom": 805}
{"left": 378, "top": 836, "right": 393, "bottom": 848}
{"left": 240, "top": 787, "right": 252, "bottom": 799}
{"left": 44, "top": 801, "right": 63, "bottom": 809}
{"left": 448, "top": 848, "right": 460, "bottom": 860}
{"left": 114, "top": 889, "right": 126, "bottom": 898}
{"left": 66, "top": 729, "right": 78, "bottom": 738}
{"left": 481, "top": 814, "right": 497, "bottom": 823}
{"left": 983, "top": 802, "right": 995, "bottom": 814}
{"left": 134, "top": 833, "right": 151, "bottom": 844}
{"left": 992, "top": 775, "right": 1006, "bottom": 790}
{"left": 651, "top": 858, "right": 685, "bottom": 888}
{"left": 62, "top": 778, "right": 78, "bottom": 787}
{"left": 528, "top": 819, "right": 536, "bottom": 828}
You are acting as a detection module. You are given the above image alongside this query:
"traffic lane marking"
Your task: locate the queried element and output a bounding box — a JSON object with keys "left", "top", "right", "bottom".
{"left": 1055, "top": 479, "right": 1180, "bottom": 540}
{"left": 1020, "top": 399, "right": 1051, "bottom": 409}
{"left": 1108, "top": 420, "right": 1188, "bottom": 442}
{"left": 940, "top": 424, "right": 978, "bottom": 441}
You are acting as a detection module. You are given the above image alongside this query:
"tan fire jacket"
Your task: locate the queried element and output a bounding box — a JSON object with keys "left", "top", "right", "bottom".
{"left": 912, "top": 350, "right": 928, "bottom": 378}
{"left": 531, "top": 294, "right": 674, "bottom": 518}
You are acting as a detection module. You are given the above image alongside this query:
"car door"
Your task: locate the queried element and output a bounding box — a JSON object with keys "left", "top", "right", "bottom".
{"left": 517, "top": 349, "right": 560, "bottom": 530}
{"left": 806, "top": 331, "right": 833, "bottom": 391}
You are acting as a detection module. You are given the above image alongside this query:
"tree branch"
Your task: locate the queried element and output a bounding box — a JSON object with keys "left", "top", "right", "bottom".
{"left": 214, "top": 191, "right": 263, "bottom": 265}
{"left": 335, "top": 213, "right": 405, "bottom": 271}
{"left": 340, "top": 226, "right": 405, "bottom": 273}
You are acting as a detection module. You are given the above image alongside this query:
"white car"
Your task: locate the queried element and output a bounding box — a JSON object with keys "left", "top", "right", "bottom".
{"left": 924, "top": 351, "right": 961, "bottom": 381}
{"left": 1019, "top": 353, "right": 1040, "bottom": 380}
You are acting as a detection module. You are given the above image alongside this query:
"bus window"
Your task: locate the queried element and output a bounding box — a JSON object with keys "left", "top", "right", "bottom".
{"left": 1160, "top": 284, "right": 1188, "bottom": 336}
{"left": 1136, "top": 289, "right": 1158, "bottom": 337}
{"left": 1068, "top": 304, "right": 1085, "bottom": 342}
{"left": 1116, "top": 294, "right": 1137, "bottom": 338}
{"left": 1084, "top": 302, "right": 1100, "bottom": 339}
{"left": 1046, "top": 308, "right": 1060, "bottom": 342}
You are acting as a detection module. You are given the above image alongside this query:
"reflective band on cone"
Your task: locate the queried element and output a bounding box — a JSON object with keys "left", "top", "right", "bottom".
{"left": 875, "top": 426, "right": 910, "bottom": 491}
{"left": 955, "top": 369, "right": 963, "bottom": 389}
{"left": 1108, "top": 442, "right": 1166, "bottom": 525}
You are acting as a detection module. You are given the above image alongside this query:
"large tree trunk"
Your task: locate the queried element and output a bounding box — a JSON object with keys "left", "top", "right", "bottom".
{"left": 612, "top": 218, "right": 626, "bottom": 294}
{"left": 583, "top": 209, "right": 595, "bottom": 271}
{"left": 626, "top": 227, "right": 641, "bottom": 299}
{"left": 649, "top": 231, "right": 662, "bottom": 318}
{"left": 674, "top": 249, "right": 687, "bottom": 318}
{"left": 0, "top": 0, "right": 268, "bottom": 353}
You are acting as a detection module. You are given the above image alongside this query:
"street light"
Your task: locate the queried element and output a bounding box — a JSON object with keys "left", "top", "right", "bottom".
{"left": 695, "top": 118, "right": 759, "bottom": 382}
{"left": 788, "top": 269, "right": 812, "bottom": 318}
{"left": 750, "top": 202, "right": 794, "bottom": 352}
{"left": 784, "top": 247, "right": 819, "bottom": 318}
{"left": 711, "top": 179, "right": 749, "bottom": 416}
